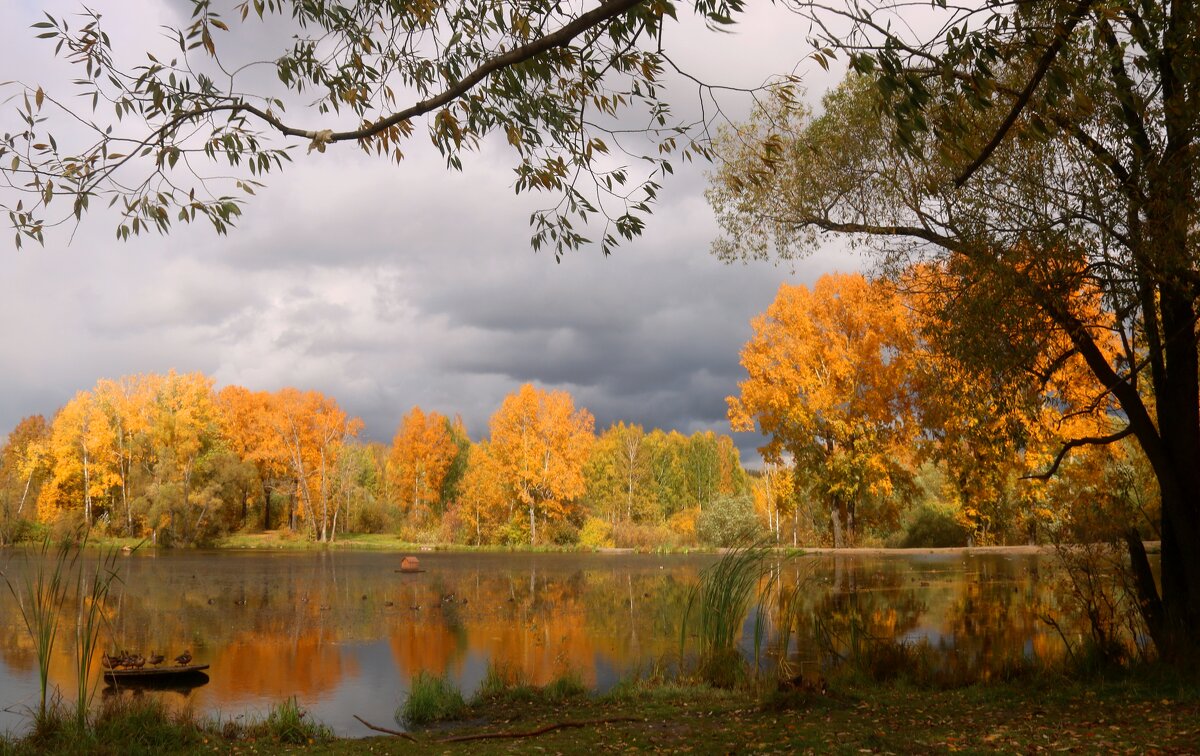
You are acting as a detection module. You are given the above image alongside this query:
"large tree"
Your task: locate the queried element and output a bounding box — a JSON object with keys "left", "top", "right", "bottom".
{"left": 1, "top": 0, "right": 746, "bottom": 255}
{"left": 487, "top": 383, "right": 594, "bottom": 544}
{"left": 728, "top": 272, "right": 918, "bottom": 547}
{"left": 709, "top": 1, "right": 1200, "bottom": 659}
{"left": 388, "top": 406, "right": 458, "bottom": 523}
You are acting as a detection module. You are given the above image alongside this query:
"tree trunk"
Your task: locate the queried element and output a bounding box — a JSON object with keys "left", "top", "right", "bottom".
{"left": 17, "top": 471, "right": 33, "bottom": 516}
{"left": 81, "top": 441, "right": 92, "bottom": 528}
{"left": 262, "top": 481, "right": 272, "bottom": 530}
{"left": 830, "top": 499, "right": 844, "bottom": 549}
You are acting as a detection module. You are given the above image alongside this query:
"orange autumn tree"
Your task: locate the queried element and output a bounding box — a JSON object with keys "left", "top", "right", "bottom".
{"left": 455, "top": 440, "right": 507, "bottom": 545}
{"left": 39, "top": 389, "right": 118, "bottom": 527}
{"left": 729, "top": 273, "right": 918, "bottom": 547}
{"left": 268, "top": 388, "right": 363, "bottom": 542}
{"left": 487, "top": 384, "right": 595, "bottom": 545}
{"left": 905, "top": 256, "right": 1136, "bottom": 544}
{"left": 216, "top": 385, "right": 290, "bottom": 529}
{"left": 387, "top": 407, "right": 458, "bottom": 524}
{"left": 0, "top": 415, "right": 50, "bottom": 538}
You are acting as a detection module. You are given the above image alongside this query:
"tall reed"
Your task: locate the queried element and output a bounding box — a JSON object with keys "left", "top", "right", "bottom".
{"left": 3, "top": 531, "right": 127, "bottom": 731}
{"left": 71, "top": 533, "right": 124, "bottom": 729}
{"left": 3, "top": 536, "right": 75, "bottom": 721}
{"left": 680, "top": 540, "right": 800, "bottom": 687}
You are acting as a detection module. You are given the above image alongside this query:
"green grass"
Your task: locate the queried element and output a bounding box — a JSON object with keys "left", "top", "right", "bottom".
{"left": 2, "top": 666, "right": 1196, "bottom": 754}
{"left": 241, "top": 697, "right": 334, "bottom": 745}
{"left": 400, "top": 672, "right": 468, "bottom": 727}
{"left": 469, "top": 662, "right": 588, "bottom": 708}
{"left": 1, "top": 695, "right": 205, "bottom": 756}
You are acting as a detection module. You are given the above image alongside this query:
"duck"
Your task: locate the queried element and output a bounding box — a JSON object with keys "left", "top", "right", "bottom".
{"left": 148, "top": 652, "right": 165, "bottom": 666}
{"left": 129, "top": 654, "right": 146, "bottom": 669}
{"left": 174, "top": 650, "right": 192, "bottom": 666}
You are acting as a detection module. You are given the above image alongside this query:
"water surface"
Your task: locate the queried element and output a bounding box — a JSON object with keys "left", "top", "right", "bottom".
{"left": 0, "top": 549, "right": 1084, "bottom": 737}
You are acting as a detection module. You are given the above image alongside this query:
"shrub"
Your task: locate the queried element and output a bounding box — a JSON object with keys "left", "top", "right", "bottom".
{"left": 613, "top": 520, "right": 686, "bottom": 550}
{"left": 579, "top": 517, "right": 615, "bottom": 548}
{"left": 697, "top": 496, "right": 763, "bottom": 547}
{"left": 544, "top": 517, "right": 581, "bottom": 546}
{"left": 900, "top": 502, "right": 970, "bottom": 548}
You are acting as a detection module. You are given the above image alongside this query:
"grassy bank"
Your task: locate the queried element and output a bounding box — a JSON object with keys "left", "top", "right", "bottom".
{"left": 2, "top": 669, "right": 1196, "bottom": 754}
{"left": 212, "top": 531, "right": 710, "bottom": 553}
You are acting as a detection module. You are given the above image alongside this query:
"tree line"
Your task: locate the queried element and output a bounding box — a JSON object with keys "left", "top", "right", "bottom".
{"left": 0, "top": 376, "right": 752, "bottom": 547}
{"left": 1, "top": 270, "right": 1155, "bottom": 551}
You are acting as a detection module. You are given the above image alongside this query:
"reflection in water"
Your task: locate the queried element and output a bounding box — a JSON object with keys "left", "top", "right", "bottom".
{"left": 103, "top": 672, "right": 210, "bottom": 695}
{"left": 0, "top": 550, "right": 1105, "bottom": 736}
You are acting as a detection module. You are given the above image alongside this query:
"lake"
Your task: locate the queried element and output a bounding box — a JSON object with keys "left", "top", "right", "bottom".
{"left": 0, "top": 548, "right": 1087, "bottom": 737}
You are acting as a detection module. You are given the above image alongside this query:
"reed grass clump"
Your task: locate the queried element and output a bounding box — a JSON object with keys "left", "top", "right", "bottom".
{"left": 400, "top": 672, "right": 467, "bottom": 727}
{"left": 240, "top": 697, "right": 332, "bottom": 745}
{"left": 89, "top": 695, "right": 205, "bottom": 754}
{"left": 681, "top": 540, "right": 803, "bottom": 688}
{"left": 543, "top": 669, "right": 588, "bottom": 702}
{"left": 470, "top": 661, "right": 588, "bottom": 707}
{"left": 4, "top": 537, "right": 73, "bottom": 721}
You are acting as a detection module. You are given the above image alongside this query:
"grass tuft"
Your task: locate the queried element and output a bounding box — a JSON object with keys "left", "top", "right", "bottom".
{"left": 400, "top": 671, "right": 468, "bottom": 727}
{"left": 244, "top": 697, "right": 333, "bottom": 745}
{"left": 543, "top": 669, "right": 588, "bottom": 702}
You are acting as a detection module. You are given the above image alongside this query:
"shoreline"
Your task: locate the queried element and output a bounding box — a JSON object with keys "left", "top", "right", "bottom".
{"left": 1, "top": 531, "right": 1161, "bottom": 556}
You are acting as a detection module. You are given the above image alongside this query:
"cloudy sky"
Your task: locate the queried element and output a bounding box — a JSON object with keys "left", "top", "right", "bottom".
{"left": 1, "top": 0, "right": 859, "bottom": 463}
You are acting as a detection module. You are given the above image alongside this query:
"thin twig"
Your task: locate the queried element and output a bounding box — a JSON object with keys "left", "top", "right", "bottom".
{"left": 353, "top": 714, "right": 418, "bottom": 741}
{"left": 437, "top": 717, "right": 644, "bottom": 743}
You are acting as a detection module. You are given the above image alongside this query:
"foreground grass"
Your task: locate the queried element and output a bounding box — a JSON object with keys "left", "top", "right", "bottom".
{"left": 6, "top": 669, "right": 1195, "bottom": 755}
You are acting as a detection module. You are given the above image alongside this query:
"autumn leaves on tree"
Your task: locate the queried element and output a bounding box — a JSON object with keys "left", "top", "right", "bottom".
{"left": 2, "top": 377, "right": 757, "bottom": 548}
{"left": 728, "top": 272, "right": 1150, "bottom": 550}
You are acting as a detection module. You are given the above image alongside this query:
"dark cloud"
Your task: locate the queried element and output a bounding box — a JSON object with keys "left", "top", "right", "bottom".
{"left": 1, "top": 0, "right": 859, "bottom": 464}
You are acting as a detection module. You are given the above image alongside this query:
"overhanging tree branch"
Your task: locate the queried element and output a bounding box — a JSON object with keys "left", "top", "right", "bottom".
{"left": 954, "top": 0, "right": 1096, "bottom": 187}
{"left": 1022, "top": 425, "right": 1134, "bottom": 480}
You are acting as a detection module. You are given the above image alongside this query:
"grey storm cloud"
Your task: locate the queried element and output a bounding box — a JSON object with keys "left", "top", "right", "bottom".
{"left": 0, "top": 0, "right": 859, "bottom": 463}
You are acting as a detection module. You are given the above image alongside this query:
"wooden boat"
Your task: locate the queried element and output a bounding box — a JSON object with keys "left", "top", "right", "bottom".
{"left": 103, "top": 663, "right": 210, "bottom": 686}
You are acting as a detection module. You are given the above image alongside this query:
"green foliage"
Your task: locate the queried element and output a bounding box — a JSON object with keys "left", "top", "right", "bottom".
{"left": 900, "top": 502, "right": 970, "bottom": 548}
{"left": 696, "top": 495, "right": 762, "bottom": 548}
{"left": 2, "top": 0, "right": 753, "bottom": 255}
{"left": 579, "top": 516, "right": 615, "bottom": 549}
{"left": 439, "top": 419, "right": 472, "bottom": 509}
{"left": 543, "top": 670, "right": 588, "bottom": 702}
{"left": 89, "top": 695, "right": 206, "bottom": 755}
{"left": 400, "top": 672, "right": 468, "bottom": 727}
{"left": 249, "top": 697, "right": 333, "bottom": 745}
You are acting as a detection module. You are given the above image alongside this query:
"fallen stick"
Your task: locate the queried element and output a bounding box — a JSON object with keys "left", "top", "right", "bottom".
{"left": 436, "top": 717, "right": 644, "bottom": 743}
{"left": 353, "top": 714, "right": 418, "bottom": 742}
